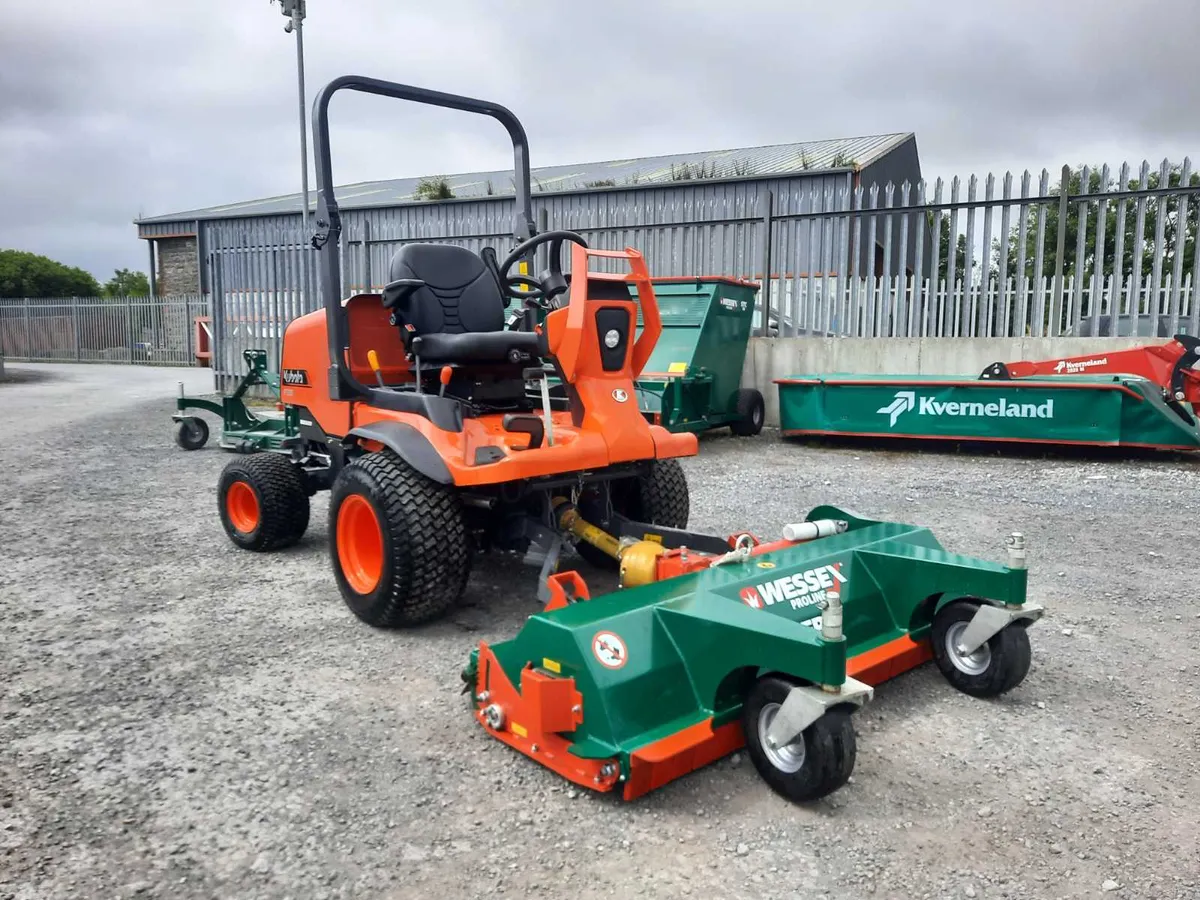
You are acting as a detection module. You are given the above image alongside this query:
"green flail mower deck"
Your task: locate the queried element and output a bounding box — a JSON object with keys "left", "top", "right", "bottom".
{"left": 464, "top": 505, "right": 1041, "bottom": 804}
{"left": 171, "top": 349, "right": 302, "bottom": 453}
{"left": 775, "top": 372, "right": 1200, "bottom": 452}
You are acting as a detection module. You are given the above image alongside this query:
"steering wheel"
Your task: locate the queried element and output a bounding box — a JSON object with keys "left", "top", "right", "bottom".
{"left": 495, "top": 230, "right": 589, "bottom": 309}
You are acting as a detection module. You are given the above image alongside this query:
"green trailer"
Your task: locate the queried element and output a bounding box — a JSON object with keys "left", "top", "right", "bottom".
{"left": 464, "top": 503, "right": 1040, "bottom": 804}
{"left": 172, "top": 349, "right": 303, "bottom": 453}
{"left": 631, "top": 277, "right": 765, "bottom": 435}
{"left": 775, "top": 372, "right": 1200, "bottom": 452}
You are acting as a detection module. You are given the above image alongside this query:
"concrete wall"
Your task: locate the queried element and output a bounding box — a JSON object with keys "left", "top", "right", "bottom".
{"left": 742, "top": 336, "right": 1153, "bottom": 427}
{"left": 156, "top": 237, "right": 201, "bottom": 295}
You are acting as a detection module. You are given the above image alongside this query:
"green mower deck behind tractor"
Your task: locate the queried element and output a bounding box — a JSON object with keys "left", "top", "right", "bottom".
{"left": 464, "top": 503, "right": 1042, "bottom": 804}
{"left": 172, "top": 349, "right": 299, "bottom": 453}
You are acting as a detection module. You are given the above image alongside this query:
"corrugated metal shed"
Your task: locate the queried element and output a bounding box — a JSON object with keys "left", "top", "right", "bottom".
{"left": 136, "top": 133, "right": 911, "bottom": 224}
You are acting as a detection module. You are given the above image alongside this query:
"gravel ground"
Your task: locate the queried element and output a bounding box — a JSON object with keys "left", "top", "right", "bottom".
{"left": 2, "top": 362, "right": 1199, "bottom": 900}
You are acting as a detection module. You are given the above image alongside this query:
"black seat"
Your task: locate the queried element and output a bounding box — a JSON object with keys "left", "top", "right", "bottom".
{"left": 383, "top": 244, "right": 540, "bottom": 365}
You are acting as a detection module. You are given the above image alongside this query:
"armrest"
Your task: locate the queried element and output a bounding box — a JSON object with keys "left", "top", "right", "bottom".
{"left": 381, "top": 278, "right": 425, "bottom": 310}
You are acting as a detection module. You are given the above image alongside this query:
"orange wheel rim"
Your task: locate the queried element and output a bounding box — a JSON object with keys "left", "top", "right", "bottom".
{"left": 226, "top": 481, "right": 260, "bottom": 534}
{"left": 337, "top": 494, "right": 385, "bottom": 594}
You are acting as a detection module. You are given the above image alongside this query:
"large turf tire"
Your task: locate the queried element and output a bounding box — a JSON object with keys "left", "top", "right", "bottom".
{"left": 174, "top": 416, "right": 209, "bottom": 450}
{"left": 931, "top": 601, "right": 1032, "bottom": 698}
{"left": 217, "top": 453, "right": 310, "bottom": 552}
{"left": 575, "top": 458, "right": 690, "bottom": 568}
{"left": 741, "top": 676, "right": 857, "bottom": 803}
{"left": 328, "top": 451, "right": 470, "bottom": 628}
{"left": 729, "top": 388, "right": 765, "bottom": 437}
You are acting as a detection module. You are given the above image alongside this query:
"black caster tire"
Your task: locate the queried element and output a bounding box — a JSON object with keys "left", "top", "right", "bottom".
{"left": 217, "top": 453, "right": 310, "bottom": 552}
{"left": 931, "top": 601, "right": 1032, "bottom": 698}
{"left": 741, "top": 676, "right": 857, "bottom": 803}
{"left": 328, "top": 450, "right": 470, "bottom": 628}
{"left": 729, "top": 388, "right": 765, "bottom": 436}
{"left": 174, "top": 416, "right": 209, "bottom": 450}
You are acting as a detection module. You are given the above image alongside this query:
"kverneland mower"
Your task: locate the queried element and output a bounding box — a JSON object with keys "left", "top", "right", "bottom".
{"left": 207, "top": 76, "right": 697, "bottom": 627}
{"left": 776, "top": 334, "right": 1200, "bottom": 453}
{"left": 463, "top": 505, "right": 1042, "bottom": 803}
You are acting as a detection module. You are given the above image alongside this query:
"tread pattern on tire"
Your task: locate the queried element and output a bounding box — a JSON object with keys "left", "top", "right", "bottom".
{"left": 636, "top": 458, "right": 690, "bottom": 529}
{"left": 218, "top": 453, "right": 310, "bottom": 552}
{"left": 330, "top": 450, "right": 470, "bottom": 628}
{"left": 730, "top": 388, "right": 765, "bottom": 437}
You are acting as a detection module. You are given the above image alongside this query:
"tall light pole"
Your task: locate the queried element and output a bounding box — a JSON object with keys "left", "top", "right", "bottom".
{"left": 277, "top": 0, "right": 310, "bottom": 243}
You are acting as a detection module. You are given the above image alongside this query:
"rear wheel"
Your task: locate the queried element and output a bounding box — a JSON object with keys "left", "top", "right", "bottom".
{"left": 741, "top": 676, "right": 857, "bottom": 803}
{"left": 329, "top": 450, "right": 470, "bottom": 628}
{"left": 575, "top": 458, "right": 690, "bottom": 568}
{"left": 174, "top": 416, "right": 209, "bottom": 450}
{"left": 729, "top": 388, "right": 765, "bottom": 436}
{"left": 931, "top": 601, "right": 1032, "bottom": 697}
{"left": 218, "top": 453, "right": 310, "bottom": 551}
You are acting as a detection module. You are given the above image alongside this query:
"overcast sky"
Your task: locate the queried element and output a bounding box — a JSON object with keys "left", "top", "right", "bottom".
{"left": 2, "top": 0, "right": 1198, "bottom": 279}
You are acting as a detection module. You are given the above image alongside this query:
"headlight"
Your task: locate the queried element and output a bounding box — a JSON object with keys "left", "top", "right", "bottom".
{"left": 604, "top": 329, "right": 620, "bottom": 349}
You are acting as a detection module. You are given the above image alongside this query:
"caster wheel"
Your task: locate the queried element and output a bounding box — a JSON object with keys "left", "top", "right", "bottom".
{"left": 931, "top": 601, "right": 1032, "bottom": 698}
{"left": 741, "top": 676, "right": 856, "bottom": 802}
{"left": 174, "top": 416, "right": 209, "bottom": 450}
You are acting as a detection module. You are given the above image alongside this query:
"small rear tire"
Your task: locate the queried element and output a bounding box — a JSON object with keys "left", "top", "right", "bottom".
{"left": 574, "top": 458, "right": 690, "bottom": 568}
{"left": 741, "top": 676, "right": 857, "bottom": 803}
{"left": 931, "top": 601, "right": 1032, "bottom": 698}
{"left": 729, "top": 388, "right": 765, "bottom": 437}
{"left": 329, "top": 450, "right": 470, "bottom": 628}
{"left": 218, "top": 453, "right": 310, "bottom": 551}
{"left": 174, "top": 416, "right": 209, "bottom": 450}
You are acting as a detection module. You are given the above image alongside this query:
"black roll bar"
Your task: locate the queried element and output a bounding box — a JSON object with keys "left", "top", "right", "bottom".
{"left": 309, "top": 75, "right": 537, "bottom": 400}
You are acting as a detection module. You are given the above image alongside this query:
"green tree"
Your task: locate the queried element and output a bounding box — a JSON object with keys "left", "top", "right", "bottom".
{"left": 997, "top": 164, "right": 1199, "bottom": 283}
{"left": 104, "top": 268, "right": 151, "bottom": 297}
{"left": 936, "top": 215, "right": 972, "bottom": 282}
{"left": 0, "top": 249, "right": 101, "bottom": 298}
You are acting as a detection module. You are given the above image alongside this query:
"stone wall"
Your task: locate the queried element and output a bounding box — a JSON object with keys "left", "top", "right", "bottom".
{"left": 156, "top": 237, "right": 200, "bottom": 295}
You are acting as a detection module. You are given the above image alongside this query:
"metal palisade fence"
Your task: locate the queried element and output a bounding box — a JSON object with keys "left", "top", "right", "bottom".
{"left": 0, "top": 295, "right": 209, "bottom": 366}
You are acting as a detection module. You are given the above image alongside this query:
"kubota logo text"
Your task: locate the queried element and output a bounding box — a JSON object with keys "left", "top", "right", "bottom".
{"left": 877, "top": 390, "right": 1054, "bottom": 427}
{"left": 740, "top": 562, "right": 846, "bottom": 611}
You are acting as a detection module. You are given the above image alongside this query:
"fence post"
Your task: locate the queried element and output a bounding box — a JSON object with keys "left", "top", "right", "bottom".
{"left": 125, "top": 296, "right": 134, "bottom": 363}
{"left": 72, "top": 296, "right": 80, "bottom": 360}
{"left": 185, "top": 296, "right": 194, "bottom": 365}
{"left": 758, "top": 190, "right": 773, "bottom": 337}
{"left": 23, "top": 297, "right": 32, "bottom": 360}
{"left": 1051, "top": 164, "right": 1070, "bottom": 336}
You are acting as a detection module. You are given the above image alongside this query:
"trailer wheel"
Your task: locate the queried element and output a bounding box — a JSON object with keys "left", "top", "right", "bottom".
{"left": 174, "top": 416, "right": 209, "bottom": 451}
{"left": 742, "top": 676, "right": 857, "bottom": 803}
{"left": 329, "top": 450, "right": 470, "bottom": 628}
{"left": 931, "top": 601, "right": 1032, "bottom": 697}
{"left": 574, "top": 458, "right": 690, "bottom": 568}
{"left": 729, "top": 389, "right": 765, "bottom": 436}
{"left": 218, "top": 453, "right": 310, "bottom": 551}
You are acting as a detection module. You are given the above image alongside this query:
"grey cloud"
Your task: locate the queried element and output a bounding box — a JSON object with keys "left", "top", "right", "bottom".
{"left": 1, "top": 0, "right": 1197, "bottom": 280}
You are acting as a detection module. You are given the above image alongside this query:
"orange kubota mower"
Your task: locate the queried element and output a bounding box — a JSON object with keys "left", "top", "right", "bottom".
{"left": 214, "top": 76, "right": 697, "bottom": 627}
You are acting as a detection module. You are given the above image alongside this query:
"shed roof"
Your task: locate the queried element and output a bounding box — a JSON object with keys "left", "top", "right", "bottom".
{"left": 136, "top": 132, "right": 913, "bottom": 225}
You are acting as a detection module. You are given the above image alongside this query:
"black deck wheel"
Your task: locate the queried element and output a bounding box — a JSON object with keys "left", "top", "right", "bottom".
{"left": 741, "top": 675, "right": 857, "bottom": 803}
{"left": 931, "top": 601, "right": 1032, "bottom": 697}
{"left": 730, "top": 388, "right": 765, "bottom": 436}
{"left": 328, "top": 450, "right": 470, "bottom": 628}
{"left": 174, "top": 416, "right": 209, "bottom": 450}
{"left": 217, "top": 453, "right": 310, "bottom": 552}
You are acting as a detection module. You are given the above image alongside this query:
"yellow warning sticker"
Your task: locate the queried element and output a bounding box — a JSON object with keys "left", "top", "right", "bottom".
{"left": 542, "top": 658, "right": 561, "bottom": 674}
{"left": 668, "top": 362, "right": 688, "bottom": 374}
{"left": 643, "top": 533, "right": 663, "bottom": 544}
{"left": 511, "top": 722, "right": 528, "bottom": 738}
{"left": 757, "top": 561, "right": 776, "bottom": 569}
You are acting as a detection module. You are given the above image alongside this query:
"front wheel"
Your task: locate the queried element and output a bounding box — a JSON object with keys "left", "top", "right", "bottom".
{"left": 174, "top": 416, "right": 209, "bottom": 450}
{"left": 328, "top": 451, "right": 470, "bottom": 628}
{"left": 741, "top": 676, "right": 856, "bottom": 803}
{"left": 931, "top": 601, "right": 1032, "bottom": 697}
{"left": 217, "top": 453, "right": 310, "bottom": 551}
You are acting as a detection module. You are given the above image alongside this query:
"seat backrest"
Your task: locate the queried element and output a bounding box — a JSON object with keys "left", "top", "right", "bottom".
{"left": 387, "top": 244, "right": 505, "bottom": 335}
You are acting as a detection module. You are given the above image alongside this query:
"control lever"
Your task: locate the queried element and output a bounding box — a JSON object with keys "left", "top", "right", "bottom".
{"left": 366, "top": 349, "right": 386, "bottom": 388}
{"left": 523, "top": 364, "right": 557, "bottom": 447}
